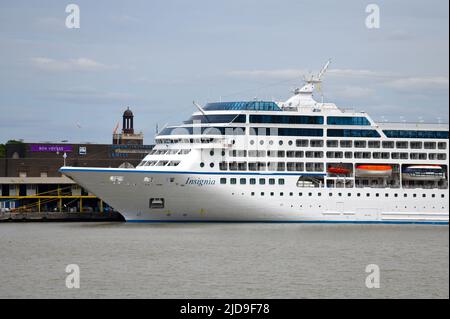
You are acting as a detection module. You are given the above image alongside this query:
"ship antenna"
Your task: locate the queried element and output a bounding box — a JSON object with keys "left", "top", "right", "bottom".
{"left": 193, "top": 101, "right": 210, "bottom": 123}
{"left": 317, "top": 59, "right": 331, "bottom": 81}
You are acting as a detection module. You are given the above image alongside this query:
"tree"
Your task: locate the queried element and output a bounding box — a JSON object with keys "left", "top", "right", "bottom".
{"left": 0, "top": 144, "right": 5, "bottom": 158}
{"left": 6, "top": 139, "right": 24, "bottom": 145}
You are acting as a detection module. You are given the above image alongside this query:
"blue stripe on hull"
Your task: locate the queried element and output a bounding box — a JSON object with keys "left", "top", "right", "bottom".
{"left": 125, "top": 219, "right": 449, "bottom": 225}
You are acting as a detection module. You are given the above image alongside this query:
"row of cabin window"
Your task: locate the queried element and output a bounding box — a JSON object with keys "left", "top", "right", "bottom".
{"left": 229, "top": 150, "right": 324, "bottom": 158}
{"left": 226, "top": 150, "right": 447, "bottom": 160}
{"left": 156, "top": 137, "right": 447, "bottom": 151}
{"left": 245, "top": 192, "right": 446, "bottom": 199}
{"left": 327, "top": 152, "right": 447, "bottom": 160}
{"left": 140, "top": 160, "right": 181, "bottom": 167}
{"left": 149, "top": 149, "right": 191, "bottom": 155}
{"left": 327, "top": 140, "right": 447, "bottom": 149}
{"left": 247, "top": 139, "right": 447, "bottom": 149}
{"left": 218, "top": 162, "right": 324, "bottom": 172}
{"left": 220, "top": 177, "right": 285, "bottom": 185}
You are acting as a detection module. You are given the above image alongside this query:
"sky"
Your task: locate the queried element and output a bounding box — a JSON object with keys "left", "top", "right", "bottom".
{"left": 0, "top": 0, "right": 448, "bottom": 144}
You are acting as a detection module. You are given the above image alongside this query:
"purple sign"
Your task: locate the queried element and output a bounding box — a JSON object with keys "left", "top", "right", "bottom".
{"left": 30, "top": 144, "right": 73, "bottom": 152}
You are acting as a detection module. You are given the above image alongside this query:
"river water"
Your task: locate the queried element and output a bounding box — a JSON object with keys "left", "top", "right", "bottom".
{"left": 0, "top": 222, "right": 448, "bottom": 298}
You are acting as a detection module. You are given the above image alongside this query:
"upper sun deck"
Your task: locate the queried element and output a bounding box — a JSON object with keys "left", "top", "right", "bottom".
{"left": 156, "top": 61, "right": 448, "bottom": 139}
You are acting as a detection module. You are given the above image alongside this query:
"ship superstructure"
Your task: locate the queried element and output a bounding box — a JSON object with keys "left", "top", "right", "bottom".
{"left": 61, "top": 62, "right": 449, "bottom": 223}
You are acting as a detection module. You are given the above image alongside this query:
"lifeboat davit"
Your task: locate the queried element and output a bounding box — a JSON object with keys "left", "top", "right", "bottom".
{"left": 327, "top": 167, "right": 351, "bottom": 175}
{"left": 402, "top": 165, "right": 445, "bottom": 181}
{"left": 355, "top": 165, "right": 392, "bottom": 177}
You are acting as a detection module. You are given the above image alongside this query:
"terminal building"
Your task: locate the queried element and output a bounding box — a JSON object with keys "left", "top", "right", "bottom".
{"left": 0, "top": 108, "right": 153, "bottom": 213}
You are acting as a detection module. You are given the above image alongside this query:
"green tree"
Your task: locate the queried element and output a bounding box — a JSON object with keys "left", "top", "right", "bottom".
{"left": 0, "top": 144, "right": 5, "bottom": 158}
{"left": 6, "top": 139, "right": 24, "bottom": 145}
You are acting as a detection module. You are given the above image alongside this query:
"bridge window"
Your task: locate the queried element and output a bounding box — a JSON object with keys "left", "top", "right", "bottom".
{"left": 184, "top": 114, "right": 246, "bottom": 124}
{"left": 327, "top": 129, "right": 380, "bottom": 138}
{"left": 250, "top": 115, "right": 324, "bottom": 124}
{"left": 204, "top": 101, "right": 281, "bottom": 111}
{"left": 383, "top": 130, "right": 449, "bottom": 139}
{"left": 250, "top": 128, "right": 323, "bottom": 137}
{"left": 327, "top": 116, "right": 371, "bottom": 125}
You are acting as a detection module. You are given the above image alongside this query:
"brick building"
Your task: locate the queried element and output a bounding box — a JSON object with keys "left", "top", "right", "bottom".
{"left": 0, "top": 108, "right": 153, "bottom": 213}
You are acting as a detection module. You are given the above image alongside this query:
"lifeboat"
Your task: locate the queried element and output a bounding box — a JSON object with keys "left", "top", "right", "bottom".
{"left": 327, "top": 166, "right": 351, "bottom": 175}
{"left": 355, "top": 165, "right": 392, "bottom": 177}
{"left": 402, "top": 165, "right": 445, "bottom": 181}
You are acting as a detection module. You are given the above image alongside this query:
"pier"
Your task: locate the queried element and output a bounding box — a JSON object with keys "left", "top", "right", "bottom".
{"left": 0, "top": 211, "right": 124, "bottom": 222}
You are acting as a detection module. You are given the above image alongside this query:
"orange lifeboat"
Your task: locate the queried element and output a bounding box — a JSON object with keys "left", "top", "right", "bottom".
{"left": 355, "top": 165, "right": 392, "bottom": 177}
{"left": 327, "top": 167, "right": 351, "bottom": 175}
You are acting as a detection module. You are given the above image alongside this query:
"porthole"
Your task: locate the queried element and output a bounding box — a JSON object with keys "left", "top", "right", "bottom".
{"left": 200, "top": 162, "right": 205, "bottom": 168}
{"left": 259, "top": 140, "right": 264, "bottom": 145}
{"left": 209, "top": 150, "right": 214, "bottom": 156}
{"left": 250, "top": 140, "right": 255, "bottom": 145}
{"left": 269, "top": 140, "right": 274, "bottom": 145}
{"left": 279, "top": 140, "right": 283, "bottom": 146}
{"left": 288, "top": 140, "right": 293, "bottom": 146}
{"left": 210, "top": 163, "right": 214, "bottom": 168}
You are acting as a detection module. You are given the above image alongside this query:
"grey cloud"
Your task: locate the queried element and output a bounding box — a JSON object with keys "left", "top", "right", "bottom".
{"left": 30, "top": 57, "right": 118, "bottom": 72}
{"left": 41, "top": 88, "right": 136, "bottom": 105}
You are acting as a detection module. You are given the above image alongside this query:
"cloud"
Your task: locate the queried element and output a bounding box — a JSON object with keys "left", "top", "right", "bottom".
{"left": 227, "top": 67, "right": 449, "bottom": 95}
{"left": 42, "top": 88, "right": 135, "bottom": 104}
{"left": 384, "top": 76, "right": 449, "bottom": 91}
{"left": 328, "top": 69, "right": 394, "bottom": 79}
{"left": 227, "top": 69, "right": 306, "bottom": 79}
{"left": 330, "top": 86, "right": 376, "bottom": 99}
{"left": 111, "top": 15, "right": 142, "bottom": 24}
{"left": 226, "top": 68, "right": 394, "bottom": 80}
{"left": 30, "top": 57, "right": 118, "bottom": 72}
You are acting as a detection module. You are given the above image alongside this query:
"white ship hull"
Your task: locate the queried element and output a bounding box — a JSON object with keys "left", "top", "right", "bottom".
{"left": 59, "top": 62, "right": 449, "bottom": 225}
{"left": 61, "top": 167, "right": 449, "bottom": 224}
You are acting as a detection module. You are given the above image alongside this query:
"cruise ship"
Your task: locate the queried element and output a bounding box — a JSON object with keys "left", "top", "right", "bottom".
{"left": 60, "top": 62, "right": 449, "bottom": 224}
